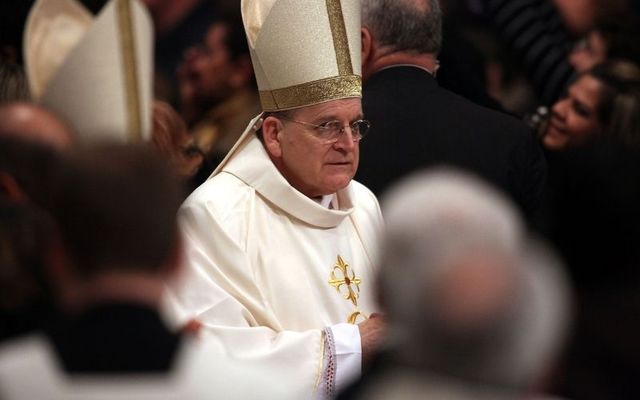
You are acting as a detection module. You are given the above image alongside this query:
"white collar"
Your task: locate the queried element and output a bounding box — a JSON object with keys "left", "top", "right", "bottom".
{"left": 222, "top": 136, "right": 354, "bottom": 228}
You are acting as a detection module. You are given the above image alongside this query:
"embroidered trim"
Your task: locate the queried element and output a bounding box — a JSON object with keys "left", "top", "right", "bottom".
{"left": 326, "top": 0, "right": 353, "bottom": 75}
{"left": 320, "top": 327, "right": 337, "bottom": 399}
{"left": 258, "top": 75, "right": 361, "bottom": 111}
{"left": 116, "top": 0, "right": 142, "bottom": 141}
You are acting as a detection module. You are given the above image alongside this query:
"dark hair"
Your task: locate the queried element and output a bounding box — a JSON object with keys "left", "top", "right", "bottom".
{"left": 586, "top": 61, "right": 640, "bottom": 149}
{"left": 224, "top": 22, "right": 250, "bottom": 62}
{"left": 0, "top": 64, "right": 31, "bottom": 103}
{"left": 0, "top": 199, "right": 54, "bottom": 313}
{"left": 215, "top": 5, "right": 251, "bottom": 62}
{"left": 51, "top": 143, "right": 183, "bottom": 276}
{"left": 361, "top": 0, "right": 443, "bottom": 55}
{"left": 594, "top": 14, "right": 640, "bottom": 67}
{"left": 0, "top": 136, "right": 62, "bottom": 208}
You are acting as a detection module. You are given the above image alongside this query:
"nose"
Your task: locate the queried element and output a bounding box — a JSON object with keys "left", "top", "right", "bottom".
{"left": 332, "top": 125, "right": 357, "bottom": 151}
{"left": 551, "top": 97, "right": 567, "bottom": 121}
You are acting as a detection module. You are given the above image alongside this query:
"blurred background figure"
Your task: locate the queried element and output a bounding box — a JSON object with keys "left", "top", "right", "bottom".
{"left": 0, "top": 103, "right": 70, "bottom": 348}
{"left": 568, "top": 14, "right": 640, "bottom": 73}
{"left": 0, "top": 64, "right": 30, "bottom": 103}
{"left": 151, "top": 100, "right": 204, "bottom": 192}
{"left": 544, "top": 141, "right": 640, "bottom": 399}
{"left": 0, "top": 200, "right": 55, "bottom": 342}
{"left": 0, "top": 103, "right": 72, "bottom": 152}
{"left": 484, "top": 0, "right": 635, "bottom": 108}
{"left": 341, "top": 169, "right": 571, "bottom": 400}
{"left": 177, "top": 5, "right": 259, "bottom": 185}
{"left": 0, "top": 1, "right": 33, "bottom": 104}
{"left": 541, "top": 61, "right": 640, "bottom": 151}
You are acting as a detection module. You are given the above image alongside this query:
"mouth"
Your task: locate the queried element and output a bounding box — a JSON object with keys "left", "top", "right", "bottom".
{"left": 547, "top": 119, "right": 566, "bottom": 136}
{"left": 326, "top": 160, "right": 352, "bottom": 165}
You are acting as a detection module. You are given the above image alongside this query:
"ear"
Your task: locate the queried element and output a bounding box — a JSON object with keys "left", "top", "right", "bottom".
{"left": 0, "top": 172, "right": 29, "bottom": 203}
{"left": 261, "top": 116, "right": 284, "bottom": 158}
{"left": 44, "top": 230, "right": 77, "bottom": 305}
{"left": 361, "top": 27, "right": 373, "bottom": 69}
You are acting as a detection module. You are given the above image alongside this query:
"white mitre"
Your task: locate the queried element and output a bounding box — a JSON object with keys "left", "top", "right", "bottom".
{"left": 243, "top": 0, "right": 361, "bottom": 112}
{"left": 211, "top": 0, "right": 361, "bottom": 176}
{"left": 24, "top": 0, "right": 153, "bottom": 143}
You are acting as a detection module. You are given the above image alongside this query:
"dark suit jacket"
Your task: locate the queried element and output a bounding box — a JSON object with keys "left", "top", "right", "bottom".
{"left": 357, "top": 66, "right": 546, "bottom": 218}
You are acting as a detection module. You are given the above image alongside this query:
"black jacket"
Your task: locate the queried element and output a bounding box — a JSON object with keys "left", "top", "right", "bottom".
{"left": 357, "top": 66, "right": 546, "bottom": 218}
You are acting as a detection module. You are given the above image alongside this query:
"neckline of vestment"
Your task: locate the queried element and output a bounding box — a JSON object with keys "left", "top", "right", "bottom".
{"left": 222, "top": 135, "right": 355, "bottom": 228}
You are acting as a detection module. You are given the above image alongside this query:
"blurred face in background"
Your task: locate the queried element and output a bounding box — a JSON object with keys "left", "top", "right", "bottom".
{"left": 551, "top": 0, "right": 600, "bottom": 35}
{"left": 543, "top": 74, "right": 603, "bottom": 150}
{"left": 569, "top": 31, "right": 608, "bottom": 72}
{"left": 179, "top": 22, "right": 236, "bottom": 106}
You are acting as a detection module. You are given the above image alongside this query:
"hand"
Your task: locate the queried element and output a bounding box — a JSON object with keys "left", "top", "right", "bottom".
{"left": 358, "top": 313, "right": 386, "bottom": 369}
{"left": 181, "top": 318, "right": 203, "bottom": 337}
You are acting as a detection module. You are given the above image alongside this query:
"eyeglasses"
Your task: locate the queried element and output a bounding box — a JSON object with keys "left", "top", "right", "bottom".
{"left": 279, "top": 116, "right": 371, "bottom": 143}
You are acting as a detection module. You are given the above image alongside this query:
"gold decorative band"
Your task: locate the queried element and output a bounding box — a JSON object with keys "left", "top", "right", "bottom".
{"left": 326, "top": 0, "right": 353, "bottom": 76}
{"left": 259, "top": 75, "right": 361, "bottom": 111}
{"left": 116, "top": 0, "right": 142, "bottom": 142}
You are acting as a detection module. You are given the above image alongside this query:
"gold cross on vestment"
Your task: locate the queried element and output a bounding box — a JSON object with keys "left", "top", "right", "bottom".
{"left": 329, "top": 255, "right": 361, "bottom": 307}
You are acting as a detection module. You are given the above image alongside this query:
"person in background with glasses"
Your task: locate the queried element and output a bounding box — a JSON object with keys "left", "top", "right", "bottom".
{"left": 166, "top": 1, "right": 385, "bottom": 399}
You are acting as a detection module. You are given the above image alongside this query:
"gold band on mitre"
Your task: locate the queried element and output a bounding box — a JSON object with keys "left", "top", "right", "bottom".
{"left": 259, "top": 75, "right": 361, "bottom": 112}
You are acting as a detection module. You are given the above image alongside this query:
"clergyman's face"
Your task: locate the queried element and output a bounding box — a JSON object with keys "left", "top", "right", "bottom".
{"left": 273, "top": 98, "right": 362, "bottom": 198}
{"left": 543, "top": 74, "right": 603, "bottom": 150}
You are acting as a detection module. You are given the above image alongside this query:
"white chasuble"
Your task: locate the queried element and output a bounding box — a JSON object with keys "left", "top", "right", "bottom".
{"left": 167, "top": 134, "right": 383, "bottom": 398}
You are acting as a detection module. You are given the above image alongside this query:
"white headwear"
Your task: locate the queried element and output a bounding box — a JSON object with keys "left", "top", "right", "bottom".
{"left": 24, "top": 0, "right": 153, "bottom": 143}
{"left": 241, "top": 0, "right": 362, "bottom": 111}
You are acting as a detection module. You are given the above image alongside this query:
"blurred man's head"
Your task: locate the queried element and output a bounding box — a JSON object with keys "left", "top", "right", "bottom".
{"left": 0, "top": 103, "right": 71, "bottom": 205}
{"left": 50, "top": 143, "right": 183, "bottom": 279}
{"left": 379, "top": 170, "right": 571, "bottom": 391}
{"left": 0, "top": 103, "right": 72, "bottom": 150}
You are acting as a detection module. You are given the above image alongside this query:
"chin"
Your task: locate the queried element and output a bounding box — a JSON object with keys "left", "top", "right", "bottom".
{"left": 543, "top": 132, "right": 569, "bottom": 151}
{"left": 325, "top": 176, "right": 353, "bottom": 193}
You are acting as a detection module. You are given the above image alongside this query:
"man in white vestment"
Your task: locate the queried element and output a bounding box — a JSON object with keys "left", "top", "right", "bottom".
{"left": 167, "top": 0, "right": 385, "bottom": 398}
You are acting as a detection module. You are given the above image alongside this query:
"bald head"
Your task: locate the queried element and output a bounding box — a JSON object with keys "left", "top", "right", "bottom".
{"left": 0, "top": 103, "right": 72, "bottom": 150}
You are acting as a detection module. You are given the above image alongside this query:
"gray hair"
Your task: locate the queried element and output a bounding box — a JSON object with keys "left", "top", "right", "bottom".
{"left": 361, "top": 0, "right": 443, "bottom": 55}
{"left": 379, "top": 169, "right": 571, "bottom": 390}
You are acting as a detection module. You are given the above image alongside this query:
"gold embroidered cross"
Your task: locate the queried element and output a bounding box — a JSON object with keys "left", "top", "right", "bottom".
{"left": 329, "top": 255, "right": 361, "bottom": 307}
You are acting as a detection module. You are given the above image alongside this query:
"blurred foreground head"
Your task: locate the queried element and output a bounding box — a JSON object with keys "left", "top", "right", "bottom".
{"left": 0, "top": 103, "right": 72, "bottom": 205}
{"left": 50, "top": 143, "right": 183, "bottom": 280}
{"left": 379, "top": 169, "right": 571, "bottom": 392}
{"left": 0, "top": 102, "right": 72, "bottom": 150}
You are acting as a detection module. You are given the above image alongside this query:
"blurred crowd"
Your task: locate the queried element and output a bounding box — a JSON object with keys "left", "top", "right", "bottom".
{"left": 1, "top": 0, "right": 640, "bottom": 399}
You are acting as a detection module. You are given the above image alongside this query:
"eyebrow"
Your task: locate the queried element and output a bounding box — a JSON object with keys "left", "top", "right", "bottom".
{"left": 312, "top": 113, "right": 365, "bottom": 123}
